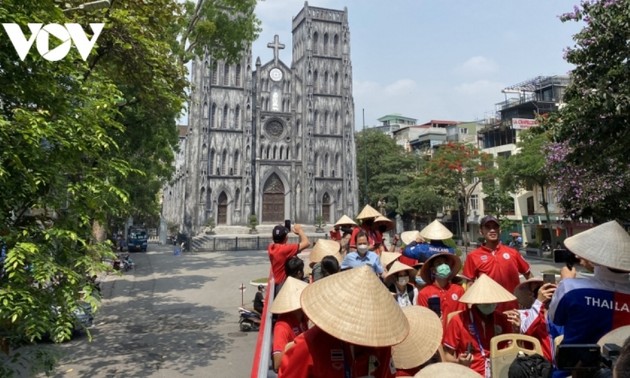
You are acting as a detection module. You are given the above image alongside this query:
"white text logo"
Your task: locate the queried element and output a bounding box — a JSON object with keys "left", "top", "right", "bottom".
{"left": 2, "top": 23, "right": 104, "bottom": 61}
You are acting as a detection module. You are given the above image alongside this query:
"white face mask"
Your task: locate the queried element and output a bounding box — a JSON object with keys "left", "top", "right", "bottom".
{"left": 397, "top": 276, "right": 409, "bottom": 285}
{"left": 357, "top": 244, "right": 369, "bottom": 255}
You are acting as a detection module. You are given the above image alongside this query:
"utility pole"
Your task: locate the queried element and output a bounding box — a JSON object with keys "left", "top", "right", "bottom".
{"left": 362, "top": 108, "right": 368, "bottom": 206}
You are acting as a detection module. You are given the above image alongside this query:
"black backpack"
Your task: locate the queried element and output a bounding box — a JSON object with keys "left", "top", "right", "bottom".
{"left": 508, "top": 353, "right": 552, "bottom": 378}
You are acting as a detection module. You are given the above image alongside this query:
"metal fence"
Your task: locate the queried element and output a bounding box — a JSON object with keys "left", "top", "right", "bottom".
{"left": 192, "top": 235, "right": 330, "bottom": 252}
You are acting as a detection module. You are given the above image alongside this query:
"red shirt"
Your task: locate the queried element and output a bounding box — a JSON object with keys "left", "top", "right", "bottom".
{"left": 418, "top": 282, "right": 466, "bottom": 330}
{"left": 443, "top": 308, "right": 512, "bottom": 377}
{"left": 268, "top": 242, "right": 299, "bottom": 285}
{"left": 519, "top": 301, "right": 552, "bottom": 361}
{"left": 272, "top": 314, "right": 308, "bottom": 355}
{"left": 278, "top": 326, "right": 396, "bottom": 378}
{"left": 463, "top": 243, "right": 530, "bottom": 311}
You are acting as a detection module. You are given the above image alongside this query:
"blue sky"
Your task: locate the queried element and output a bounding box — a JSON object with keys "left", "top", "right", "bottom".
{"left": 253, "top": 0, "right": 584, "bottom": 128}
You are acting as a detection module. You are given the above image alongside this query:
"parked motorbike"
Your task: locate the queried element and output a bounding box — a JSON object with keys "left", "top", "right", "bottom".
{"left": 113, "top": 253, "right": 135, "bottom": 271}
{"left": 238, "top": 307, "right": 261, "bottom": 332}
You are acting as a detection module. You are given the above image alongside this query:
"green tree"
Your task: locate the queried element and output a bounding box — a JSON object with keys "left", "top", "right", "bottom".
{"left": 355, "top": 129, "right": 417, "bottom": 213}
{"left": 544, "top": 0, "right": 630, "bottom": 221}
{"left": 0, "top": 0, "right": 260, "bottom": 374}
{"left": 499, "top": 129, "right": 556, "bottom": 246}
{"left": 424, "top": 142, "right": 495, "bottom": 245}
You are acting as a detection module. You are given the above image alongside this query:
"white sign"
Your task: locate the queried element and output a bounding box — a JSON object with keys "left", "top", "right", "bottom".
{"left": 2, "top": 23, "right": 104, "bottom": 61}
{"left": 512, "top": 118, "right": 539, "bottom": 130}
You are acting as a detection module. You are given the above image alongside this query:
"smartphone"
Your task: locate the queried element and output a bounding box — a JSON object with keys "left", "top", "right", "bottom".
{"left": 543, "top": 273, "right": 556, "bottom": 284}
{"left": 284, "top": 219, "right": 291, "bottom": 232}
{"left": 428, "top": 297, "right": 441, "bottom": 317}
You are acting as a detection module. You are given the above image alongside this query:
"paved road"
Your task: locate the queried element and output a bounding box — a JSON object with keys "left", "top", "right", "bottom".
{"left": 37, "top": 245, "right": 566, "bottom": 378}
{"left": 46, "top": 244, "right": 269, "bottom": 378}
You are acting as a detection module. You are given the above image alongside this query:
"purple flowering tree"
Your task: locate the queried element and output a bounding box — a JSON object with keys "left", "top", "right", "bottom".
{"left": 546, "top": 0, "right": 630, "bottom": 220}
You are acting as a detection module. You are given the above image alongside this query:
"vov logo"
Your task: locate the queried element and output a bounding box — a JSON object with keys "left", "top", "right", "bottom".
{"left": 2, "top": 23, "right": 104, "bottom": 61}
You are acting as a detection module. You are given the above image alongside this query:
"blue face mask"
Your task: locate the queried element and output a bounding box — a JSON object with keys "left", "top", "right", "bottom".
{"left": 435, "top": 263, "right": 451, "bottom": 279}
{"left": 415, "top": 277, "right": 425, "bottom": 286}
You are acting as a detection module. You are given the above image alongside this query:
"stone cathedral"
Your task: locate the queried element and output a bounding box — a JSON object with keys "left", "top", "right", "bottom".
{"left": 162, "top": 3, "right": 358, "bottom": 234}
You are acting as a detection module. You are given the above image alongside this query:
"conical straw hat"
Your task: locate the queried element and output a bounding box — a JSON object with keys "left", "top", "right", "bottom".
{"left": 419, "top": 220, "right": 453, "bottom": 240}
{"left": 300, "top": 265, "right": 409, "bottom": 347}
{"left": 309, "top": 239, "right": 341, "bottom": 264}
{"left": 380, "top": 251, "right": 401, "bottom": 269}
{"left": 401, "top": 230, "right": 421, "bottom": 245}
{"left": 419, "top": 252, "right": 462, "bottom": 283}
{"left": 414, "top": 362, "right": 483, "bottom": 378}
{"left": 598, "top": 325, "right": 630, "bottom": 347}
{"left": 334, "top": 215, "right": 357, "bottom": 227}
{"left": 392, "top": 306, "right": 442, "bottom": 369}
{"left": 459, "top": 274, "right": 517, "bottom": 304}
{"left": 384, "top": 260, "right": 416, "bottom": 282}
{"left": 564, "top": 221, "right": 630, "bottom": 271}
{"left": 374, "top": 215, "right": 394, "bottom": 231}
{"left": 356, "top": 204, "right": 382, "bottom": 220}
{"left": 270, "top": 277, "right": 309, "bottom": 314}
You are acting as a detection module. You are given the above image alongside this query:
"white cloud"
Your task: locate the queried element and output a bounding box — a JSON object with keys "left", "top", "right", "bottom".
{"left": 455, "top": 56, "right": 499, "bottom": 76}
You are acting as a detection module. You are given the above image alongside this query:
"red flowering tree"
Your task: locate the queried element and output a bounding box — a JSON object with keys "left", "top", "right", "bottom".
{"left": 425, "top": 142, "right": 495, "bottom": 245}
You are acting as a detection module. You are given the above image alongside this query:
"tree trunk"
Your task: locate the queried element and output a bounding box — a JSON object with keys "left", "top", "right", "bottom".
{"left": 539, "top": 185, "right": 556, "bottom": 251}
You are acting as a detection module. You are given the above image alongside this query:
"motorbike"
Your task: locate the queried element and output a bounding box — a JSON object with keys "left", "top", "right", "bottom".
{"left": 113, "top": 253, "right": 135, "bottom": 271}
{"left": 238, "top": 307, "right": 261, "bottom": 332}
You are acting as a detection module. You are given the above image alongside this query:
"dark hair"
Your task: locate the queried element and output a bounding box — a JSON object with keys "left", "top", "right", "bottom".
{"left": 615, "top": 336, "right": 630, "bottom": 378}
{"left": 285, "top": 256, "right": 304, "bottom": 279}
{"left": 356, "top": 230, "right": 368, "bottom": 241}
{"left": 321, "top": 256, "right": 340, "bottom": 277}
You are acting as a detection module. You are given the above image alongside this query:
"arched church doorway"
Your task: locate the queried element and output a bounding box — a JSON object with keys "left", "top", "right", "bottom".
{"left": 262, "top": 173, "right": 284, "bottom": 223}
{"left": 322, "top": 192, "right": 331, "bottom": 223}
{"left": 217, "top": 192, "right": 228, "bottom": 224}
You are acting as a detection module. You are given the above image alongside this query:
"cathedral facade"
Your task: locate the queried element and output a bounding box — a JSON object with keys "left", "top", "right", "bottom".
{"left": 162, "top": 3, "right": 358, "bottom": 234}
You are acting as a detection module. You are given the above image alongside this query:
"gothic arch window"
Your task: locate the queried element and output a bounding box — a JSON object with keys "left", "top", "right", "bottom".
{"left": 234, "top": 105, "right": 241, "bottom": 129}
{"left": 200, "top": 187, "right": 205, "bottom": 201}
{"left": 246, "top": 146, "right": 250, "bottom": 160}
{"left": 314, "top": 152, "right": 319, "bottom": 176}
{"left": 259, "top": 144, "right": 264, "bottom": 159}
{"left": 235, "top": 64, "right": 241, "bottom": 86}
{"left": 324, "top": 153, "right": 329, "bottom": 176}
{"left": 334, "top": 154, "right": 340, "bottom": 177}
{"left": 235, "top": 188, "right": 241, "bottom": 209}
{"left": 266, "top": 145, "right": 271, "bottom": 159}
{"left": 324, "top": 71, "right": 329, "bottom": 93}
{"left": 211, "top": 62, "right": 218, "bottom": 84}
{"left": 223, "top": 64, "right": 229, "bottom": 86}
{"left": 234, "top": 150, "right": 240, "bottom": 175}
{"left": 222, "top": 104, "right": 229, "bottom": 128}
{"left": 333, "top": 34, "right": 339, "bottom": 56}
{"left": 324, "top": 111, "right": 329, "bottom": 134}
{"left": 279, "top": 146, "right": 284, "bottom": 160}
{"left": 209, "top": 149, "right": 215, "bottom": 174}
{"left": 203, "top": 102, "right": 208, "bottom": 119}
{"left": 334, "top": 72, "right": 339, "bottom": 93}
{"left": 296, "top": 119, "right": 301, "bottom": 135}
{"left": 333, "top": 111, "right": 339, "bottom": 134}
{"left": 313, "top": 110, "right": 319, "bottom": 133}
{"left": 211, "top": 103, "right": 217, "bottom": 127}
{"left": 296, "top": 143, "right": 301, "bottom": 158}
{"left": 286, "top": 147, "right": 290, "bottom": 160}
{"left": 313, "top": 70, "right": 318, "bottom": 91}
{"left": 323, "top": 33, "right": 329, "bottom": 55}
{"left": 313, "top": 31, "right": 319, "bottom": 54}
{"left": 221, "top": 150, "right": 228, "bottom": 175}
{"left": 273, "top": 146, "right": 277, "bottom": 160}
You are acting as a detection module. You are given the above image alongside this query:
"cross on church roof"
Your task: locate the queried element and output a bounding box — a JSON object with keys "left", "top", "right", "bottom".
{"left": 267, "top": 34, "right": 285, "bottom": 65}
